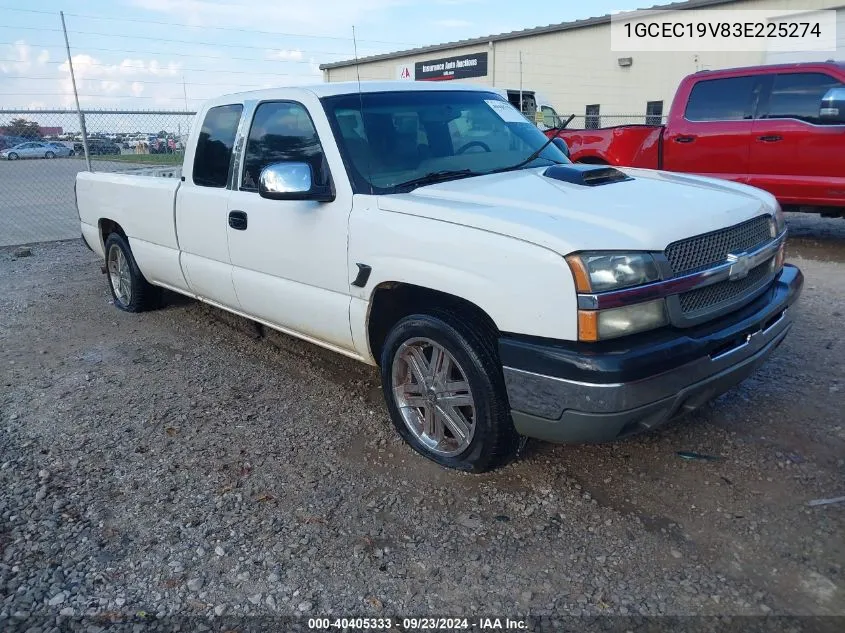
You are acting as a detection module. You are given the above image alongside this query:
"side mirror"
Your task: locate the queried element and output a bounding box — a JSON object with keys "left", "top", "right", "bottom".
{"left": 552, "top": 137, "right": 570, "bottom": 159}
{"left": 258, "top": 162, "right": 335, "bottom": 202}
{"left": 820, "top": 87, "right": 845, "bottom": 124}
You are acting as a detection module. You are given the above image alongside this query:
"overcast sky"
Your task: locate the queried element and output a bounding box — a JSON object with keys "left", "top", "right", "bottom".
{"left": 1, "top": 0, "right": 652, "bottom": 110}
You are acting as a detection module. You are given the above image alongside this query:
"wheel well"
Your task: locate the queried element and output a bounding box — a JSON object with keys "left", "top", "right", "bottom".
{"left": 98, "top": 219, "right": 126, "bottom": 249}
{"left": 367, "top": 283, "right": 499, "bottom": 365}
{"left": 576, "top": 156, "right": 609, "bottom": 165}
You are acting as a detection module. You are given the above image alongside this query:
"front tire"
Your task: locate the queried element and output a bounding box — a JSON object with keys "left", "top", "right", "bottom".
{"left": 104, "top": 233, "right": 160, "bottom": 312}
{"left": 380, "top": 311, "right": 520, "bottom": 473}
{"left": 45, "top": 151, "right": 55, "bottom": 159}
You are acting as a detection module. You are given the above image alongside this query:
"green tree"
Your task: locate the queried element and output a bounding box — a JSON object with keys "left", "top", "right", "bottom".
{"left": 5, "top": 118, "right": 41, "bottom": 139}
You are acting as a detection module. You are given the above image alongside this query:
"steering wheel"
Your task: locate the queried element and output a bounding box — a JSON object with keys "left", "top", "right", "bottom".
{"left": 455, "top": 141, "right": 491, "bottom": 154}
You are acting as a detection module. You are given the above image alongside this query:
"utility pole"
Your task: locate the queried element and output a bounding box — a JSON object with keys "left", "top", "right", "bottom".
{"left": 60, "top": 11, "right": 91, "bottom": 171}
{"left": 519, "top": 51, "right": 523, "bottom": 115}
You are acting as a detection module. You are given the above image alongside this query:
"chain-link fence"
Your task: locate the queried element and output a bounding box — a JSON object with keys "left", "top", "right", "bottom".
{"left": 564, "top": 114, "right": 668, "bottom": 129}
{"left": 1, "top": 109, "right": 195, "bottom": 247}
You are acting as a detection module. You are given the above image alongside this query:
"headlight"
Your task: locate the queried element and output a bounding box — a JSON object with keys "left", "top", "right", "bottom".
{"left": 566, "top": 251, "right": 666, "bottom": 341}
{"left": 578, "top": 299, "right": 668, "bottom": 342}
{"left": 771, "top": 205, "right": 786, "bottom": 237}
{"left": 566, "top": 251, "right": 660, "bottom": 292}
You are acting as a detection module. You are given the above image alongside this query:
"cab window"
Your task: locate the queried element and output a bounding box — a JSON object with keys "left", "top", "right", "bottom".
{"left": 241, "top": 101, "right": 330, "bottom": 192}
{"left": 541, "top": 105, "right": 561, "bottom": 128}
{"left": 763, "top": 72, "right": 844, "bottom": 124}
{"left": 193, "top": 104, "right": 243, "bottom": 188}
{"left": 685, "top": 76, "right": 756, "bottom": 121}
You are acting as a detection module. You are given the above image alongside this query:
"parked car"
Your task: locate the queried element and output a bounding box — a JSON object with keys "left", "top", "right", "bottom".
{"left": 75, "top": 82, "right": 802, "bottom": 472}
{"left": 74, "top": 138, "right": 122, "bottom": 156}
{"left": 552, "top": 62, "right": 845, "bottom": 217}
{"left": 1, "top": 141, "right": 64, "bottom": 160}
{"left": 44, "top": 141, "right": 75, "bottom": 157}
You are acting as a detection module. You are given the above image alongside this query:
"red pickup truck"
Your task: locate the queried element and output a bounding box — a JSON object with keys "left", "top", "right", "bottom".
{"left": 554, "top": 62, "right": 845, "bottom": 217}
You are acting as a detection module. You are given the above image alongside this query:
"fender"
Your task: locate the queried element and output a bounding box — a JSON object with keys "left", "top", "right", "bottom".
{"left": 347, "top": 203, "right": 579, "bottom": 362}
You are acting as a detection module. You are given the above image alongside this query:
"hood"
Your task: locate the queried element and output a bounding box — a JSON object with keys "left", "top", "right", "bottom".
{"left": 376, "top": 166, "right": 774, "bottom": 256}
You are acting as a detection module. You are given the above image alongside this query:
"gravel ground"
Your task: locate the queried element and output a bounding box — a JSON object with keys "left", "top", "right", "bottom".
{"left": 1, "top": 214, "right": 843, "bottom": 631}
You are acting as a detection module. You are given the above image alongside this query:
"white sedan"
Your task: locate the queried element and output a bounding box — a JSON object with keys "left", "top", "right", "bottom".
{"left": 1, "top": 141, "right": 73, "bottom": 160}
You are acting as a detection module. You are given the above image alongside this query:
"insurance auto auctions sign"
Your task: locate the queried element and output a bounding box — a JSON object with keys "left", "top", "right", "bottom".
{"left": 415, "top": 52, "right": 488, "bottom": 81}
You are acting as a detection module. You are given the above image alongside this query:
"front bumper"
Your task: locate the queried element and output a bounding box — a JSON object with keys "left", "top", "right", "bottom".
{"left": 500, "top": 264, "right": 803, "bottom": 443}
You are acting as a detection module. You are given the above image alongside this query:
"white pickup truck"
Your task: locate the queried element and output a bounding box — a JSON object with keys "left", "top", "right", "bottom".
{"left": 76, "top": 81, "right": 803, "bottom": 472}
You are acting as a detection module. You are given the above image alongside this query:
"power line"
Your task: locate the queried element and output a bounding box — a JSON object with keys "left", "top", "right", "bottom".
{"left": 0, "top": 58, "right": 314, "bottom": 77}
{"left": 0, "top": 92, "right": 204, "bottom": 100}
{"left": 0, "top": 6, "right": 419, "bottom": 46}
{"left": 0, "top": 25, "right": 388, "bottom": 56}
{"left": 2, "top": 75, "right": 286, "bottom": 89}
{"left": 0, "top": 41, "right": 328, "bottom": 64}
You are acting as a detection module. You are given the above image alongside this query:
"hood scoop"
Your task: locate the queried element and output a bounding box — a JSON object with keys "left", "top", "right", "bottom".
{"left": 543, "top": 163, "right": 633, "bottom": 187}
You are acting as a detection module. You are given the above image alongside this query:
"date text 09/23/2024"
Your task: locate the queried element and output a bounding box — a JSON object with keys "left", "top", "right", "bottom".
{"left": 307, "top": 617, "right": 529, "bottom": 630}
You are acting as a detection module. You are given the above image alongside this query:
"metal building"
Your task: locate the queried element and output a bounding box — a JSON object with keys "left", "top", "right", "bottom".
{"left": 320, "top": 0, "right": 845, "bottom": 124}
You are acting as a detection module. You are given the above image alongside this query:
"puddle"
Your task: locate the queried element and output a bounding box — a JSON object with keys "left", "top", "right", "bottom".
{"left": 786, "top": 237, "right": 845, "bottom": 263}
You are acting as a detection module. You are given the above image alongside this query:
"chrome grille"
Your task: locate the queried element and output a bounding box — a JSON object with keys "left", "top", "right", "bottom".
{"left": 665, "top": 215, "right": 772, "bottom": 275}
{"left": 679, "top": 260, "right": 772, "bottom": 315}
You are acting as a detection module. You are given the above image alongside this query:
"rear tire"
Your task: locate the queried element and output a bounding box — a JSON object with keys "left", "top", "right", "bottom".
{"left": 45, "top": 151, "right": 55, "bottom": 159}
{"left": 380, "top": 309, "right": 520, "bottom": 473}
{"left": 104, "top": 233, "right": 161, "bottom": 312}
{"left": 8, "top": 152, "right": 18, "bottom": 160}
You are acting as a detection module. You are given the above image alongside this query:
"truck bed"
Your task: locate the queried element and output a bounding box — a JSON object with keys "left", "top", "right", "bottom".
{"left": 552, "top": 125, "right": 663, "bottom": 169}
{"left": 77, "top": 171, "right": 183, "bottom": 289}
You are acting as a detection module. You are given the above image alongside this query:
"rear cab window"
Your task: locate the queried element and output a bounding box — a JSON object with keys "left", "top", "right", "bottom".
{"left": 684, "top": 76, "right": 758, "bottom": 121}
{"left": 193, "top": 104, "right": 243, "bottom": 188}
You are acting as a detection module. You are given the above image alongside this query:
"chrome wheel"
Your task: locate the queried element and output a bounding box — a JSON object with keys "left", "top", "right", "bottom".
{"left": 391, "top": 337, "right": 476, "bottom": 457}
{"left": 107, "top": 244, "right": 132, "bottom": 306}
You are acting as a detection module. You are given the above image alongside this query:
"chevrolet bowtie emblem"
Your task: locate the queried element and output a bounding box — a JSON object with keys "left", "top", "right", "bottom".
{"left": 727, "top": 252, "right": 751, "bottom": 281}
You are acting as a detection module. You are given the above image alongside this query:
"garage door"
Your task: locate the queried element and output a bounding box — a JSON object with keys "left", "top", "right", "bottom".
{"left": 764, "top": 8, "right": 844, "bottom": 64}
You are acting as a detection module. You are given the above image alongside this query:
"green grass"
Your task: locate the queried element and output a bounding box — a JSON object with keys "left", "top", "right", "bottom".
{"left": 87, "top": 153, "right": 183, "bottom": 165}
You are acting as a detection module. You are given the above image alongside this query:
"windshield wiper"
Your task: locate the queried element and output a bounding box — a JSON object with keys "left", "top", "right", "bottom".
{"left": 394, "top": 169, "right": 476, "bottom": 191}
{"left": 485, "top": 124, "right": 571, "bottom": 176}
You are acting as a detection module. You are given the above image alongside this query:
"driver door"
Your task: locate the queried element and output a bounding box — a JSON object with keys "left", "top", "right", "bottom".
{"left": 226, "top": 100, "right": 355, "bottom": 351}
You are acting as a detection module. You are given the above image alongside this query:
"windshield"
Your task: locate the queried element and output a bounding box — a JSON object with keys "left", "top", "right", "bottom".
{"left": 321, "top": 90, "right": 570, "bottom": 194}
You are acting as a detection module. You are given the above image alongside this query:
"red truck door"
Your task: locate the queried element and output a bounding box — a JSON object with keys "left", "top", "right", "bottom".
{"left": 663, "top": 74, "right": 763, "bottom": 183}
{"left": 750, "top": 71, "right": 845, "bottom": 208}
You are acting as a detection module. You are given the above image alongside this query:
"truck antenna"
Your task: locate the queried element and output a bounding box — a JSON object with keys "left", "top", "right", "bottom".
{"left": 352, "top": 25, "right": 374, "bottom": 194}
{"left": 352, "top": 25, "right": 362, "bottom": 90}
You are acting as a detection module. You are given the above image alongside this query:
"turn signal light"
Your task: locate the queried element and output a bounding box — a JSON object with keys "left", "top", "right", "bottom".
{"left": 566, "top": 255, "right": 592, "bottom": 293}
{"left": 577, "top": 310, "right": 599, "bottom": 342}
{"left": 775, "top": 243, "right": 786, "bottom": 269}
